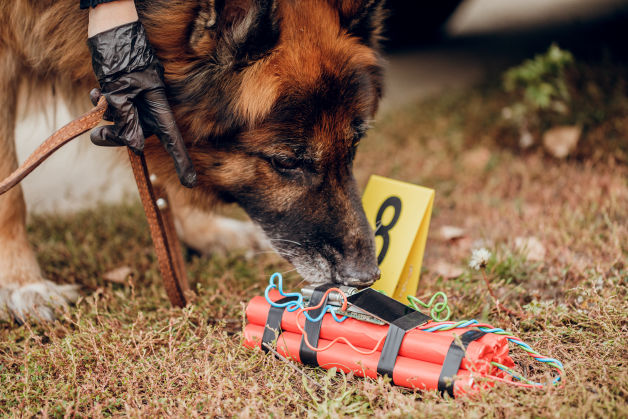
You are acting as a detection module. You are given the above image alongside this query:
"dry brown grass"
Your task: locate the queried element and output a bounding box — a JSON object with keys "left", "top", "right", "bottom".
{"left": 1, "top": 74, "right": 627, "bottom": 417}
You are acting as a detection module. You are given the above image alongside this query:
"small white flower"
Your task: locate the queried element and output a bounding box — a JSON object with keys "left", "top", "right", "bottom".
{"left": 469, "top": 248, "right": 491, "bottom": 270}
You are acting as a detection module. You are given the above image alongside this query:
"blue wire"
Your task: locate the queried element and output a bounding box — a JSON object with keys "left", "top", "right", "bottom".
{"left": 330, "top": 310, "right": 348, "bottom": 322}
{"left": 264, "top": 272, "right": 347, "bottom": 323}
{"left": 302, "top": 307, "right": 330, "bottom": 323}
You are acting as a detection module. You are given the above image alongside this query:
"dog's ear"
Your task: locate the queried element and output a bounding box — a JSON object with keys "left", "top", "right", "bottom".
{"left": 190, "top": 0, "right": 280, "bottom": 65}
{"left": 335, "top": 0, "right": 386, "bottom": 48}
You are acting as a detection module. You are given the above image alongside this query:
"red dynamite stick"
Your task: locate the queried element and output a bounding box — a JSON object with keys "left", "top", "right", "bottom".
{"left": 246, "top": 295, "right": 512, "bottom": 374}
{"left": 427, "top": 328, "right": 515, "bottom": 371}
{"left": 244, "top": 324, "right": 492, "bottom": 396}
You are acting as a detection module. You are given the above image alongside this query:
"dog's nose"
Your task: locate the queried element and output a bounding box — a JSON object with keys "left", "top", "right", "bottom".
{"left": 337, "top": 264, "right": 381, "bottom": 287}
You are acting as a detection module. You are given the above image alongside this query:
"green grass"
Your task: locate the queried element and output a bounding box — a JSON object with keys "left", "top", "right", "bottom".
{"left": 1, "top": 71, "right": 627, "bottom": 417}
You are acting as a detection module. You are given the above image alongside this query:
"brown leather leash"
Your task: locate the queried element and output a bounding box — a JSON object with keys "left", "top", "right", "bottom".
{"left": 0, "top": 96, "right": 190, "bottom": 307}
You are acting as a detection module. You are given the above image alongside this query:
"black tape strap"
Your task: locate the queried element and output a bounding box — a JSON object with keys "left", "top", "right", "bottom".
{"left": 261, "top": 296, "right": 296, "bottom": 353}
{"left": 437, "top": 330, "right": 487, "bottom": 397}
{"left": 376, "top": 323, "right": 405, "bottom": 377}
{"left": 299, "top": 284, "right": 336, "bottom": 366}
{"left": 376, "top": 311, "right": 430, "bottom": 377}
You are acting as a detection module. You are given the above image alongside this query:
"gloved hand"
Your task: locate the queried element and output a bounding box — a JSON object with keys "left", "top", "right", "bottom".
{"left": 87, "top": 21, "right": 196, "bottom": 188}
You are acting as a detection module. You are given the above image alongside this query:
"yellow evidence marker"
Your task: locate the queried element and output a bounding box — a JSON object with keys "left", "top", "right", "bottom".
{"left": 361, "top": 175, "right": 435, "bottom": 301}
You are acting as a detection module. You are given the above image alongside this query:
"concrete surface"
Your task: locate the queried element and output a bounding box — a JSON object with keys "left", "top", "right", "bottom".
{"left": 447, "top": 0, "right": 628, "bottom": 35}
{"left": 15, "top": 0, "right": 627, "bottom": 214}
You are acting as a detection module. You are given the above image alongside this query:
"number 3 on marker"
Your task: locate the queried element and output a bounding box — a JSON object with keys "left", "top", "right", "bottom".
{"left": 374, "top": 196, "right": 402, "bottom": 264}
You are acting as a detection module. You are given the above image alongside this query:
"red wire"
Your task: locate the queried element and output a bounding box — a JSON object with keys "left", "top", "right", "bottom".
{"left": 294, "top": 287, "right": 387, "bottom": 355}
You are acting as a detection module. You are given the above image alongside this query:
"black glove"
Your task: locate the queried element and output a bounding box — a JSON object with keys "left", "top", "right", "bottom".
{"left": 87, "top": 21, "right": 196, "bottom": 188}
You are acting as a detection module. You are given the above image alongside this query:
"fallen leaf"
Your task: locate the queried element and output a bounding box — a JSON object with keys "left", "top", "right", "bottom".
{"left": 543, "top": 125, "right": 581, "bottom": 158}
{"left": 432, "top": 261, "right": 464, "bottom": 279}
{"left": 514, "top": 237, "right": 546, "bottom": 262}
{"left": 439, "top": 225, "right": 465, "bottom": 241}
{"left": 472, "top": 238, "right": 494, "bottom": 249}
{"left": 454, "top": 237, "right": 473, "bottom": 254}
{"left": 103, "top": 266, "right": 133, "bottom": 284}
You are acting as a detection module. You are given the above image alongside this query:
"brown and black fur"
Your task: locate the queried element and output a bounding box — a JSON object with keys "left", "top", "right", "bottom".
{"left": 0, "top": 0, "right": 386, "bottom": 319}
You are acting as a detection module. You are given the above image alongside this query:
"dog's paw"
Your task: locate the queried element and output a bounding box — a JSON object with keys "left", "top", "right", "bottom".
{"left": 176, "top": 208, "right": 271, "bottom": 258}
{"left": 0, "top": 280, "right": 79, "bottom": 323}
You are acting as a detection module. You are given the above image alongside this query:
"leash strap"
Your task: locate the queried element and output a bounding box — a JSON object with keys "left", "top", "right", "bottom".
{"left": 0, "top": 96, "right": 190, "bottom": 307}
{"left": 437, "top": 330, "right": 486, "bottom": 397}
{"left": 127, "top": 150, "right": 189, "bottom": 306}
{"left": 0, "top": 98, "right": 108, "bottom": 195}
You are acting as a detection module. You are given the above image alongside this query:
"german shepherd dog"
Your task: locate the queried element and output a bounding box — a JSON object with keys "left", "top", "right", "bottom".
{"left": 0, "top": 0, "right": 384, "bottom": 321}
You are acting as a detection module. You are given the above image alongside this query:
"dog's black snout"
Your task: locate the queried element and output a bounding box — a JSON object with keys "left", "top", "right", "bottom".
{"left": 337, "top": 264, "right": 381, "bottom": 287}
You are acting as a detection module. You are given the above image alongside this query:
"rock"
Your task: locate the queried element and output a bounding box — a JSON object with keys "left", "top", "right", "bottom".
{"left": 439, "top": 225, "right": 465, "bottom": 241}
{"left": 519, "top": 128, "right": 534, "bottom": 148}
{"left": 501, "top": 106, "right": 513, "bottom": 120}
{"left": 514, "top": 237, "right": 546, "bottom": 262}
{"left": 543, "top": 126, "right": 581, "bottom": 158}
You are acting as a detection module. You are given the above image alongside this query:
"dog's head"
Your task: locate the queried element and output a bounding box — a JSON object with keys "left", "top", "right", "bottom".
{"left": 141, "top": 0, "right": 385, "bottom": 286}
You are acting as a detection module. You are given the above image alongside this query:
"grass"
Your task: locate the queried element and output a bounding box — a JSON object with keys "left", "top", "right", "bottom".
{"left": 1, "top": 67, "right": 627, "bottom": 417}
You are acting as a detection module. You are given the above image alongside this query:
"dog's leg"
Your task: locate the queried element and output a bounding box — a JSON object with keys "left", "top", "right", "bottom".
{"left": 172, "top": 205, "right": 271, "bottom": 258}
{"left": 0, "top": 51, "right": 78, "bottom": 323}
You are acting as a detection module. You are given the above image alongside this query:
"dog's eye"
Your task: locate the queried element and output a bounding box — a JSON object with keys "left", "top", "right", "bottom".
{"left": 351, "top": 119, "right": 371, "bottom": 146}
{"left": 270, "top": 156, "right": 300, "bottom": 172}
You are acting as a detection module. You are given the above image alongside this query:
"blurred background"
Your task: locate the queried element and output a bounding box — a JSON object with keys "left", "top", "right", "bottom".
{"left": 16, "top": 0, "right": 628, "bottom": 214}
{"left": 381, "top": 0, "right": 627, "bottom": 111}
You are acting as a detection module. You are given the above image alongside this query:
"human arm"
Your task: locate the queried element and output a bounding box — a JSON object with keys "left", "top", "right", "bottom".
{"left": 86, "top": 0, "right": 138, "bottom": 37}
